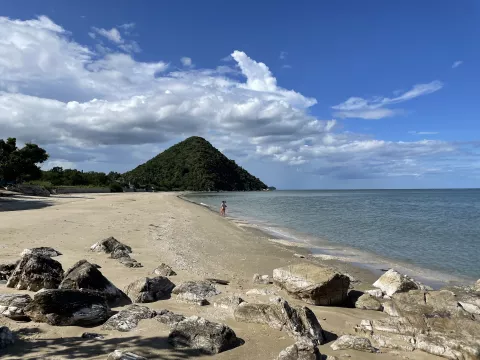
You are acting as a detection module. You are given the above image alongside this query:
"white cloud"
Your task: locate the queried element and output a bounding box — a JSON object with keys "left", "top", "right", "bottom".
{"left": 93, "top": 27, "right": 123, "bottom": 44}
{"left": 332, "top": 81, "right": 443, "bottom": 119}
{"left": 282, "top": 64, "right": 292, "bottom": 69}
{"left": 180, "top": 57, "right": 193, "bottom": 68}
{"left": 409, "top": 131, "right": 439, "bottom": 135}
{"left": 0, "top": 16, "right": 476, "bottom": 181}
{"left": 91, "top": 25, "right": 140, "bottom": 53}
{"left": 119, "top": 22, "right": 135, "bottom": 30}
{"left": 452, "top": 60, "right": 463, "bottom": 69}
{"left": 279, "top": 51, "right": 288, "bottom": 60}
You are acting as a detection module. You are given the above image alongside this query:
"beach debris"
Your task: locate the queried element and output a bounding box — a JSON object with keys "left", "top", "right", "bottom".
{"left": 0, "top": 260, "right": 19, "bottom": 281}
{"left": 24, "top": 289, "right": 109, "bottom": 326}
{"left": 124, "top": 276, "right": 175, "bottom": 303}
{"left": 330, "top": 335, "right": 377, "bottom": 353}
{"left": 168, "top": 315, "right": 240, "bottom": 354}
{"left": 234, "top": 297, "right": 325, "bottom": 344}
{"left": 59, "top": 260, "right": 131, "bottom": 307}
{"left": 102, "top": 304, "right": 156, "bottom": 332}
{"left": 172, "top": 280, "right": 220, "bottom": 306}
{"left": 6, "top": 254, "right": 64, "bottom": 292}
{"left": 156, "top": 309, "right": 186, "bottom": 327}
{"left": 20, "top": 247, "right": 62, "bottom": 258}
{"left": 276, "top": 338, "right": 322, "bottom": 360}
{"left": 213, "top": 295, "right": 245, "bottom": 312}
{"left": 0, "top": 326, "right": 15, "bottom": 349}
{"left": 252, "top": 273, "right": 272, "bottom": 285}
{"left": 355, "top": 294, "right": 383, "bottom": 311}
{"left": 365, "top": 289, "right": 384, "bottom": 299}
{"left": 81, "top": 332, "right": 105, "bottom": 340}
{"left": 273, "top": 263, "right": 350, "bottom": 306}
{"left": 246, "top": 288, "right": 277, "bottom": 296}
{"left": 372, "top": 269, "right": 429, "bottom": 297}
{"left": 0, "top": 293, "right": 32, "bottom": 320}
{"left": 153, "top": 263, "right": 176, "bottom": 276}
{"left": 107, "top": 350, "right": 147, "bottom": 360}
{"left": 205, "top": 278, "right": 229, "bottom": 285}
{"left": 90, "top": 236, "right": 132, "bottom": 254}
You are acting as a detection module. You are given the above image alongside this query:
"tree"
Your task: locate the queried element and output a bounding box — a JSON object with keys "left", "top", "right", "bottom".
{"left": 0, "top": 138, "right": 49, "bottom": 183}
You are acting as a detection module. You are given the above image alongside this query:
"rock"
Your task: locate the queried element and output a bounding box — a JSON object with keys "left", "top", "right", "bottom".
{"left": 330, "top": 335, "right": 377, "bottom": 353}
{"left": 365, "top": 289, "right": 384, "bottom": 298}
{"left": 111, "top": 248, "right": 131, "bottom": 259}
{"left": 90, "top": 237, "right": 132, "bottom": 254}
{"left": 355, "top": 294, "right": 383, "bottom": 311}
{"left": 0, "top": 326, "right": 14, "bottom": 349}
{"left": 20, "top": 247, "right": 62, "bottom": 258}
{"left": 7, "top": 184, "right": 50, "bottom": 197}
{"left": 153, "top": 263, "right": 176, "bottom": 276}
{"left": 156, "top": 309, "right": 186, "bottom": 327}
{"left": 168, "top": 315, "right": 239, "bottom": 354}
{"left": 6, "top": 254, "right": 64, "bottom": 291}
{"left": 107, "top": 350, "right": 147, "bottom": 360}
{"left": 172, "top": 280, "right": 220, "bottom": 305}
{"left": 273, "top": 264, "right": 350, "bottom": 306}
{"left": 475, "top": 279, "right": 480, "bottom": 292}
{"left": 213, "top": 295, "right": 245, "bottom": 311}
{"left": 24, "top": 289, "right": 109, "bottom": 326}
{"left": 59, "top": 260, "right": 131, "bottom": 307}
{"left": 252, "top": 273, "right": 272, "bottom": 284}
{"left": 0, "top": 260, "right": 19, "bottom": 281}
{"left": 117, "top": 255, "right": 143, "bottom": 268}
{"left": 372, "top": 269, "right": 427, "bottom": 297}
{"left": 246, "top": 288, "right": 276, "bottom": 296}
{"left": 124, "top": 276, "right": 175, "bottom": 303}
{"left": 102, "top": 304, "right": 156, "bottom": 332}
{"left": 0, "top": 293, "right": 32, "bottom": 320}
{"left": 82, "top": 332, "right": 104, "bottom": 340}
{"left": 205, "top": 278, "right": 229, "bottom": 285}
{"left": 276, "top": 339, "right": 322, "bottom": 360}
{"left": 294, "top": 253, "right": 306, "bottom": 259}
{"left": 234, "top": 298, "right": 325, "bottom": 344}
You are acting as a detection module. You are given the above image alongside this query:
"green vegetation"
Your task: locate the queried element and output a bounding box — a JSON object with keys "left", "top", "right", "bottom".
{"left": 40, "top": 167, "right": 123, "bottom": 188}
{"left": 124, "top": 136, "right": 267, "bottom": 191}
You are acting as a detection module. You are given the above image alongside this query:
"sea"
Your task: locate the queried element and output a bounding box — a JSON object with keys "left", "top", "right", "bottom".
{"left": 184, "top": 189, "right": 480, "bottom": 287}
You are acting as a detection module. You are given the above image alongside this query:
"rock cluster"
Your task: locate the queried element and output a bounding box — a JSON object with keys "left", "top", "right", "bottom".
{"left": 91, "top": 237, "right": 143, "bottom": 268}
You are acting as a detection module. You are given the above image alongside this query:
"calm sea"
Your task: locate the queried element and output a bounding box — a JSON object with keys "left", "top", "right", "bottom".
{"left": 185, "top": 189, "right": 480, "bottom": 284}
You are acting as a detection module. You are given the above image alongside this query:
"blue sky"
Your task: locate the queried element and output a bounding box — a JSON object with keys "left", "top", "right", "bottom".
{"left": 1, "top": 0, "right": 479, "bottom": 189}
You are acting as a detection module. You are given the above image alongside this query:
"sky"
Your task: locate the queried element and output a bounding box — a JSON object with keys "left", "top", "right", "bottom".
{"left": 1, "top": 0, "right": 479, "bottom": 189}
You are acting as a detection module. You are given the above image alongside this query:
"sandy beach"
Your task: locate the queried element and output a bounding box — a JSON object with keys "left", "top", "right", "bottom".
{"left": 0, "top": 192, "right": 443, "bottom": 359}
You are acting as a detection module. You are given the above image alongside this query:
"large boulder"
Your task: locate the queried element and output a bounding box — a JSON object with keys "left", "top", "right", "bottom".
{"left": 273, "top": 264, "right": 350, "bottom": 306}
{"left": 234, "top": 298, "right": 325, "bottom": 344}
{"left": 20, "top": 247, "right": 62, "bottom": 258}
{"left": 168, "top": 316, "right": 239, "bottom": 354}
{"left": 124, "top": 276, "right": 175, "bottom": 303}
{"left": 355, "top": 294, "right": 383, "bottom": 311}
{"left": 6, "top": 254, "right": 64, "bottom": 291}
{"left": 0, "top": 293, "right": 32, "bottom": 320}
{"left": 276, "top": 339, "right": 322, "bottom": 360}
{"left": 59, "top": 260, "right": 131, "bottom": 307}
{"left": 172, "top": 280, "right": 220, "bottom": 305}
{"left": 107, "top": 350, "right": 146, "bottom": 360}
{"left": 330, "top": 335, "right": 377, "bottom": 353}
{"left": 372, "top": 269, "right": 428, "bottom": 297}
{"left": 24, "top": 289, "right": 109, "bottom": 326}
{"left": 102, "top": 304, "right": 156, "bottom": 332}
{"left": 90, "top": 237, "right": 132, "bottom": 254}
{"left": 0, "top": 327, "right": 14, "bottom": 349}
{"left": 0, "top": 260, "right": 19, "bottom": 281}
{"left": 153, "top": 263, "right": 176, "bottom": 276}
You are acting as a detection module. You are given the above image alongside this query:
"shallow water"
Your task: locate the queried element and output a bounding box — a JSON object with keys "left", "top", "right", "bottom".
{"left": 185, "top": 189, "right": 480, "bottom": 284}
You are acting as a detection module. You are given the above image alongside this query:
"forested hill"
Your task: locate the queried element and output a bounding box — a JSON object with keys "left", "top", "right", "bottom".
{"left": 123, "top": 137, "right": 267, "bottom": 191}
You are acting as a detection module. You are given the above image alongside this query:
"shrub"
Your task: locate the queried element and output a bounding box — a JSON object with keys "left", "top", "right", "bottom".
{"left": 109, "top": 182, "right": 123, "bottom": 193}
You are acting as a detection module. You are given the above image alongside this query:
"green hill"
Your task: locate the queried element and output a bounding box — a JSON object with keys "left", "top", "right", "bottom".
{"left": 123, "top": 137, "right": 267, "bottom": 191}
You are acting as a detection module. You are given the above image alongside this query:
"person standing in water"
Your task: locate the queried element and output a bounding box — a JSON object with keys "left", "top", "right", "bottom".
{"left": 220, "top": 201, "right": 227, "bottom": 216}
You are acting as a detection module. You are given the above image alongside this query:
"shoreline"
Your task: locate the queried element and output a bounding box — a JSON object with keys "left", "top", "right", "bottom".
{"left": 180, "top": 192, "right": 472, "bottom": 289}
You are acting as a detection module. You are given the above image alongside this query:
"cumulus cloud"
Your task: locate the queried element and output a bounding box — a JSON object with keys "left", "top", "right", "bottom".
{"left": 91, "top": 25, "right": 140, "bottom": 53}
{"left": 332, "top": 81, "right": 443, "bottom": 119}
{"left": 0, "top": 16, "right": 476, "bottom": 181}
{"left": 452, "top": 60, "right": 463, "bottom": 69}
{"left": 180, "top": 57, "right": 193, "bottom": 68}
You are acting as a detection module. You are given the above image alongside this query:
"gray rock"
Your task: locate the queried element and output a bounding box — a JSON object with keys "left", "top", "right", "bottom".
{"left": 107, "top": 350, "right": 147, "bottom": 360}
{"left": 365, "top": 289, "right": 384, "bottom": 298}
{"left": 124, "top": 276, "right": 175, "bottom": 303}
{"left": 102, "top": 304, "right": 156, "bottom": 332}
{"left": 6, "top": 254, "right": 64, "bottom": 291}
{"left": 475, "top": 279, "right": 480, "bottom": 292}
{"left": 273, "top": 264, "right": 350, "bottom": 306}
{"left": 234, "top": 298, "right": 325, "bottom": 344}
{"left": 24, "top": 289, "right": 109, "bottom": 326}
{"left": 0, "top": 293, "right": 32, "bottom": 320}
{"left": 246, "top": 288, "right": 276, "bottom": 296}
{"left": 0, "top": 260, "right": 19, "bottom": 281}
{"left": 205, "top": 278, "right": 229, "bottom": 285}
{"left": 355, "top": 294, "right": 383, "bottom": 311}
{"left": 372, "top": 269, "right": 428, "bottom": 297}
{"left": 330, "top": 335, "right": 377, "bottom": 353}
{"left": 156, "top": 309, "right": 186, "bottom": 327}
{"left": 90, "top": 237, "right": 132, "bottom": 254}
{"left": 59, "top": 260, "right": 131, "bottom": 307}
{"left": 213, "top": 295, "right": 244, "bottom": 311}
{"left": 0, "top": 326, "right": 14, "bottom": 349}
{"left": 168, "top": 316, "right": 239, "bottom": 354}
{"left": 172, "top": 280, "right": 220, "bottom": 305}
{"left": 111, "top": 248, "right": 131, "bottom": 260}
{"left": 20, "top": 247, "right": 62, "bottom": 258}
{"left": 153, "top": 263, "right": 176, "bottom": 276}
{"left": 276, "top": 339, "right": 322, "bottom": 360}
{"left": 252, "top": 273, "right": 272, "bottom": 284}
{"left": 117, "top": 255, "right": 143, "bottom": 268}
{"left": 81, "top": 332, "right": 104, "bottom": 340}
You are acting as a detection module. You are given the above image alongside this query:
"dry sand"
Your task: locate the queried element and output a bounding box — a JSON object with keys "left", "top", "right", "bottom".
{"left": 0, "top": 192, "right": 441, "bottom": 359}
